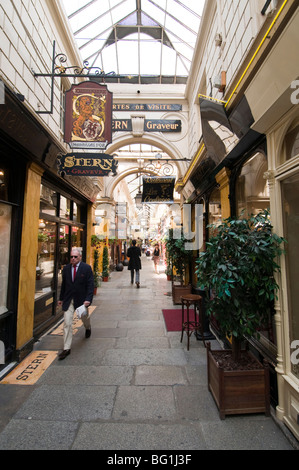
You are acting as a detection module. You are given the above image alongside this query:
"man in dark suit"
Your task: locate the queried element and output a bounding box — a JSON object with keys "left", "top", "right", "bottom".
{"left": 58, "top": 248, "right": 94, "bottom": 360}
{"left": 127, "top": 240, "right": 142, "bottom": 288}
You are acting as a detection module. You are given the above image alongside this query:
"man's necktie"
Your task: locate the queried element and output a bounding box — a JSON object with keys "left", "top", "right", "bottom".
{"left": 73, "top": 265, "right": 77, "bottom": 281}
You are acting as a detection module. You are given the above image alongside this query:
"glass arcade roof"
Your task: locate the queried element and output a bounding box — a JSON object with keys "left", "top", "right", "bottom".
{"left": 62, "top": 0, "right": 205, "bottom": 84}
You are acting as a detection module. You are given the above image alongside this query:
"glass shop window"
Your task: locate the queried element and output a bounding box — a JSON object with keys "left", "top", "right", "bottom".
{"left": 236, "top": 152, "right": 269, "bottom": 217}
{"left": 40, "top": 184, "right": 58, "bottom": 216}
{"left": 0, "top": 203, "right": 11, "bottom": 315}
{"left": 281, "top": 173, "right": 299, "bottom": 379}
{"left": 0, "top": 168, "right": 8, "bottom": 201}
{"left": 57, "top": 225, "right": 83, "bottom": 299}
{"left": 73, "top": 202, "right": 81, "bottom": 222}
{"left": 60, "top": 195, "right": 71, "bottom": 219}
{"left": 208, "top": 187, "right": 221, "bottom": 238}
{"left": 284, "top": 124, "right": 299, "bottom": 161}
{"left": 35, "top": 220, "right": 57, "bottom": 299}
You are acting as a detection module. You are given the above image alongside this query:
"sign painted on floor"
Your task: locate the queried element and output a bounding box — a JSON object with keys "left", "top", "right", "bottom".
{"left": 1, "top": 351, "right": 57, "bottom": 385}
{"left": 50, "top": 306, "right": 97, "bottom": 336}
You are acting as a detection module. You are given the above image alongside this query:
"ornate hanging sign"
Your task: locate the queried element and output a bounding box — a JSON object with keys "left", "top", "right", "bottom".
{"left": 57, "top": 153, "right": 118, "bottom": 176}
{"left": 142, "top": 177, "right": 175, "bottom": 203}
{"left": 64, "top": 81, "right": 113, "bottom": 149}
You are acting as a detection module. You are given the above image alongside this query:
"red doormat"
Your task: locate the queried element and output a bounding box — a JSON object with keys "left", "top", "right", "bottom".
{"left": 162, "top": 309, "right": 197, "bottom": 332}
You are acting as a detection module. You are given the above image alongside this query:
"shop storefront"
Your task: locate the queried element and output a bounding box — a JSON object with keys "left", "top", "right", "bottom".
{"left": 0, "top": 84, "right": 98, "bottom": 368}
{"left": 268, "top": 110, "right": 299, "bottom": 439}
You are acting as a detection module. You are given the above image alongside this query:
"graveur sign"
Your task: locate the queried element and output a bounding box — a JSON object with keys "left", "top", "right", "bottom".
{"left": 142, "top": 177, "right": 175, "bottom": 203}
{"left": 57, "top": 153, "right": 118, "bottom": 176}
{"left": 112, "top": 119, "right": 181, "bottom": 132}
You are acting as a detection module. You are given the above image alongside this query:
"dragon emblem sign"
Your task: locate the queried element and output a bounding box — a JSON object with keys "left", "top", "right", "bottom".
{"left": 64, "top": 81, "right": 112, "bottom": 149}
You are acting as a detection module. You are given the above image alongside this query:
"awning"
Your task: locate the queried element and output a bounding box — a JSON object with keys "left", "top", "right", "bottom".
{"left": 188, "top": 95, "right": 265, "bottom": 197}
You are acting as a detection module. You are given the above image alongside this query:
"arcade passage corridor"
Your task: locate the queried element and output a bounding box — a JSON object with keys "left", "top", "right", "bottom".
{"left": 0, "top": 257, "right": 293, "bottom": 450}
{"left": 1, "top": 0, "right": 299, "bottom": 450}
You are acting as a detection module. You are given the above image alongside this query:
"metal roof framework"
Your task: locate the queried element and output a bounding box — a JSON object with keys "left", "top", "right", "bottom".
{"left": 62, "top": 0, "right": 204, "bottom": 84}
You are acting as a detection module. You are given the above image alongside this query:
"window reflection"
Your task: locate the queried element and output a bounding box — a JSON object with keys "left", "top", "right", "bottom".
{"left": 60, "top": 195, "right": 70, "bottom": 219}
{"left": 40, "top": 184, "right": 57, "bottom": 216}
{"left": 73, "top": 202, "right": 81, "bottom": 222}
{"left": 282, "top": 173, "right": 299, "bottom": 379}
{"left": 285, "top": 124, "right": 299, "bottom": 160}
{"left": 0, "top": 169, "right": 8, "bottom": 201}
{"left": 208, "top": 187, "right": 221, "bottom": 238}
{"left": 236, "top": 152, "right": 269, "bottom": 216}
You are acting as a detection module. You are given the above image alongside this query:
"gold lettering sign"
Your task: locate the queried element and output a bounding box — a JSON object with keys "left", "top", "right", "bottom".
{"left": 142, "top": 177, "right": 175, "bottom": 203}
{"left": 57, "top": 153, "right": 118, "bottom": 176}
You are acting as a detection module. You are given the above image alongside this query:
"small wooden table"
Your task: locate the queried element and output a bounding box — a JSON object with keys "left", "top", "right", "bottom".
{"left": 180, "top": 294, "right": 205, "bottom": 350}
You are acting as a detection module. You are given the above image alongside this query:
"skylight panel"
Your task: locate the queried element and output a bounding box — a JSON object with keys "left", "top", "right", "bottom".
{"left": 164, "top": 16, "right": 194, "bottom": 43}
{"left": 140, "top": 39, "right": 162, "bottom": 75}
{"left": 161, "top": 47, "right": 177, "bottom": 75}
{"left": 77, "top": 18, "right": 112, "bottom": 47}
{"left": 101, "top": 43, "right": 118, "bottom": 74}
{"left": 63, "top": 0, "right": 92, "bottom": 17}
{"left": 142, "top": 3, "right": 166, "bottom": 26}
{"left": 167, "top": 3, "right": 200, "bottom": 33}
{"left": 111, "top": 0, "right": 136, "bottom": 24}
{"left": 117, "top": 37, "right": 139, "bottom": 75}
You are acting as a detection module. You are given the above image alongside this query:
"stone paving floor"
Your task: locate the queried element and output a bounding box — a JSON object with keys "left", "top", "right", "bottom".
{"left": 0, "top": 255, "right": 296, "bottom": 451}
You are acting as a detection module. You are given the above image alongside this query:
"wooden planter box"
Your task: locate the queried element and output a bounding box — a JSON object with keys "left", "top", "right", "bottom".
{"left": 172, "top": 284, "right": 192, "bottom": 304}
{"left": 206, "top": 343, "right": 270, "bottom": 420}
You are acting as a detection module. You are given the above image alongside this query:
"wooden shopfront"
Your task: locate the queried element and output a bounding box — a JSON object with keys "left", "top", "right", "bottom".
{"left": 0, "top": 84, "right": 98, "bottom": 367}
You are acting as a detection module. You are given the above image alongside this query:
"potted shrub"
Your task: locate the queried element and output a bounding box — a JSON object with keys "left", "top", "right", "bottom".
{"left": 93, "top": 248, "right": 101, "bottom": 294}
{"left": 102, "top": 245, "right": 109, "bottom": 281}
{"left": 115, "top": 243, "right": 124, "bottom": 271}
{"left": 165, "top": 264, "right": 172, "bottom": 281}
{"left": 166, "top": 228, "right": 192, "bottom": 304}
{"left": 195, "top": 210, "right": 285, "bottom": 419}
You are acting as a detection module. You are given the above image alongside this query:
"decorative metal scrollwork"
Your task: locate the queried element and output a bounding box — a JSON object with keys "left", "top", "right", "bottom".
{"left": 54, "top": 53, "right": 116, "bottom": 77}
{"left": 144, "top": 161, "right": 175, "bottom": 176}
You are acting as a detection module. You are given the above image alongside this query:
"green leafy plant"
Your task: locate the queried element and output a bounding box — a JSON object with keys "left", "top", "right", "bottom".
{"left": 102, "top": 245, "right": 109, "bottom": 278}
{"left": 195, "top": 210, "right": 285, "bottom": 360}
{"left": 165, "top": 228, "right": 191, "bottom": 283}
{"left": 38, "top": 233, "right": 48, "bottom": 242}
{"left": 93, "top": 248, "right": 100, "bottom": 287}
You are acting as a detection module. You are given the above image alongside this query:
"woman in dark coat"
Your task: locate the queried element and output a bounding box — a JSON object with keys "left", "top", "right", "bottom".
{"left": 127, "top": 240, "right": 142, "bottom": 288}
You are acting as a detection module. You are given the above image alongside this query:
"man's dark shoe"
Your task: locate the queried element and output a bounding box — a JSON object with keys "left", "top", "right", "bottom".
{"left": 85, "top": 328, "right": 91, "bottom": 338}
{"left": 136, "top": 282, "right": 140, "bottom": 288}
{"left": 58, "top": 349, "right": 71, "bottom": 360}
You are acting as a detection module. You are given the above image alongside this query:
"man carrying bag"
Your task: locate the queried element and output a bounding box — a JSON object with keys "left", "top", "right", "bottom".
{"left": 58, "top": 247, "right": 94, "bottom": 360}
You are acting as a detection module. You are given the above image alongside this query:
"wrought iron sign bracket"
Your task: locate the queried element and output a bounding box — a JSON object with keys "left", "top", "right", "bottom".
{"left": 32, "top": 40, "right": 118, "bottom": 115}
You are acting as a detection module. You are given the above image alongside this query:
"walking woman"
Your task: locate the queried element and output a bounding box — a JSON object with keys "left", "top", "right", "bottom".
{"left": 153, "top": 243, "right": 160, "bottom": 274}
{"left": 127, "top": 240, "right": 142, "bottom": 288}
